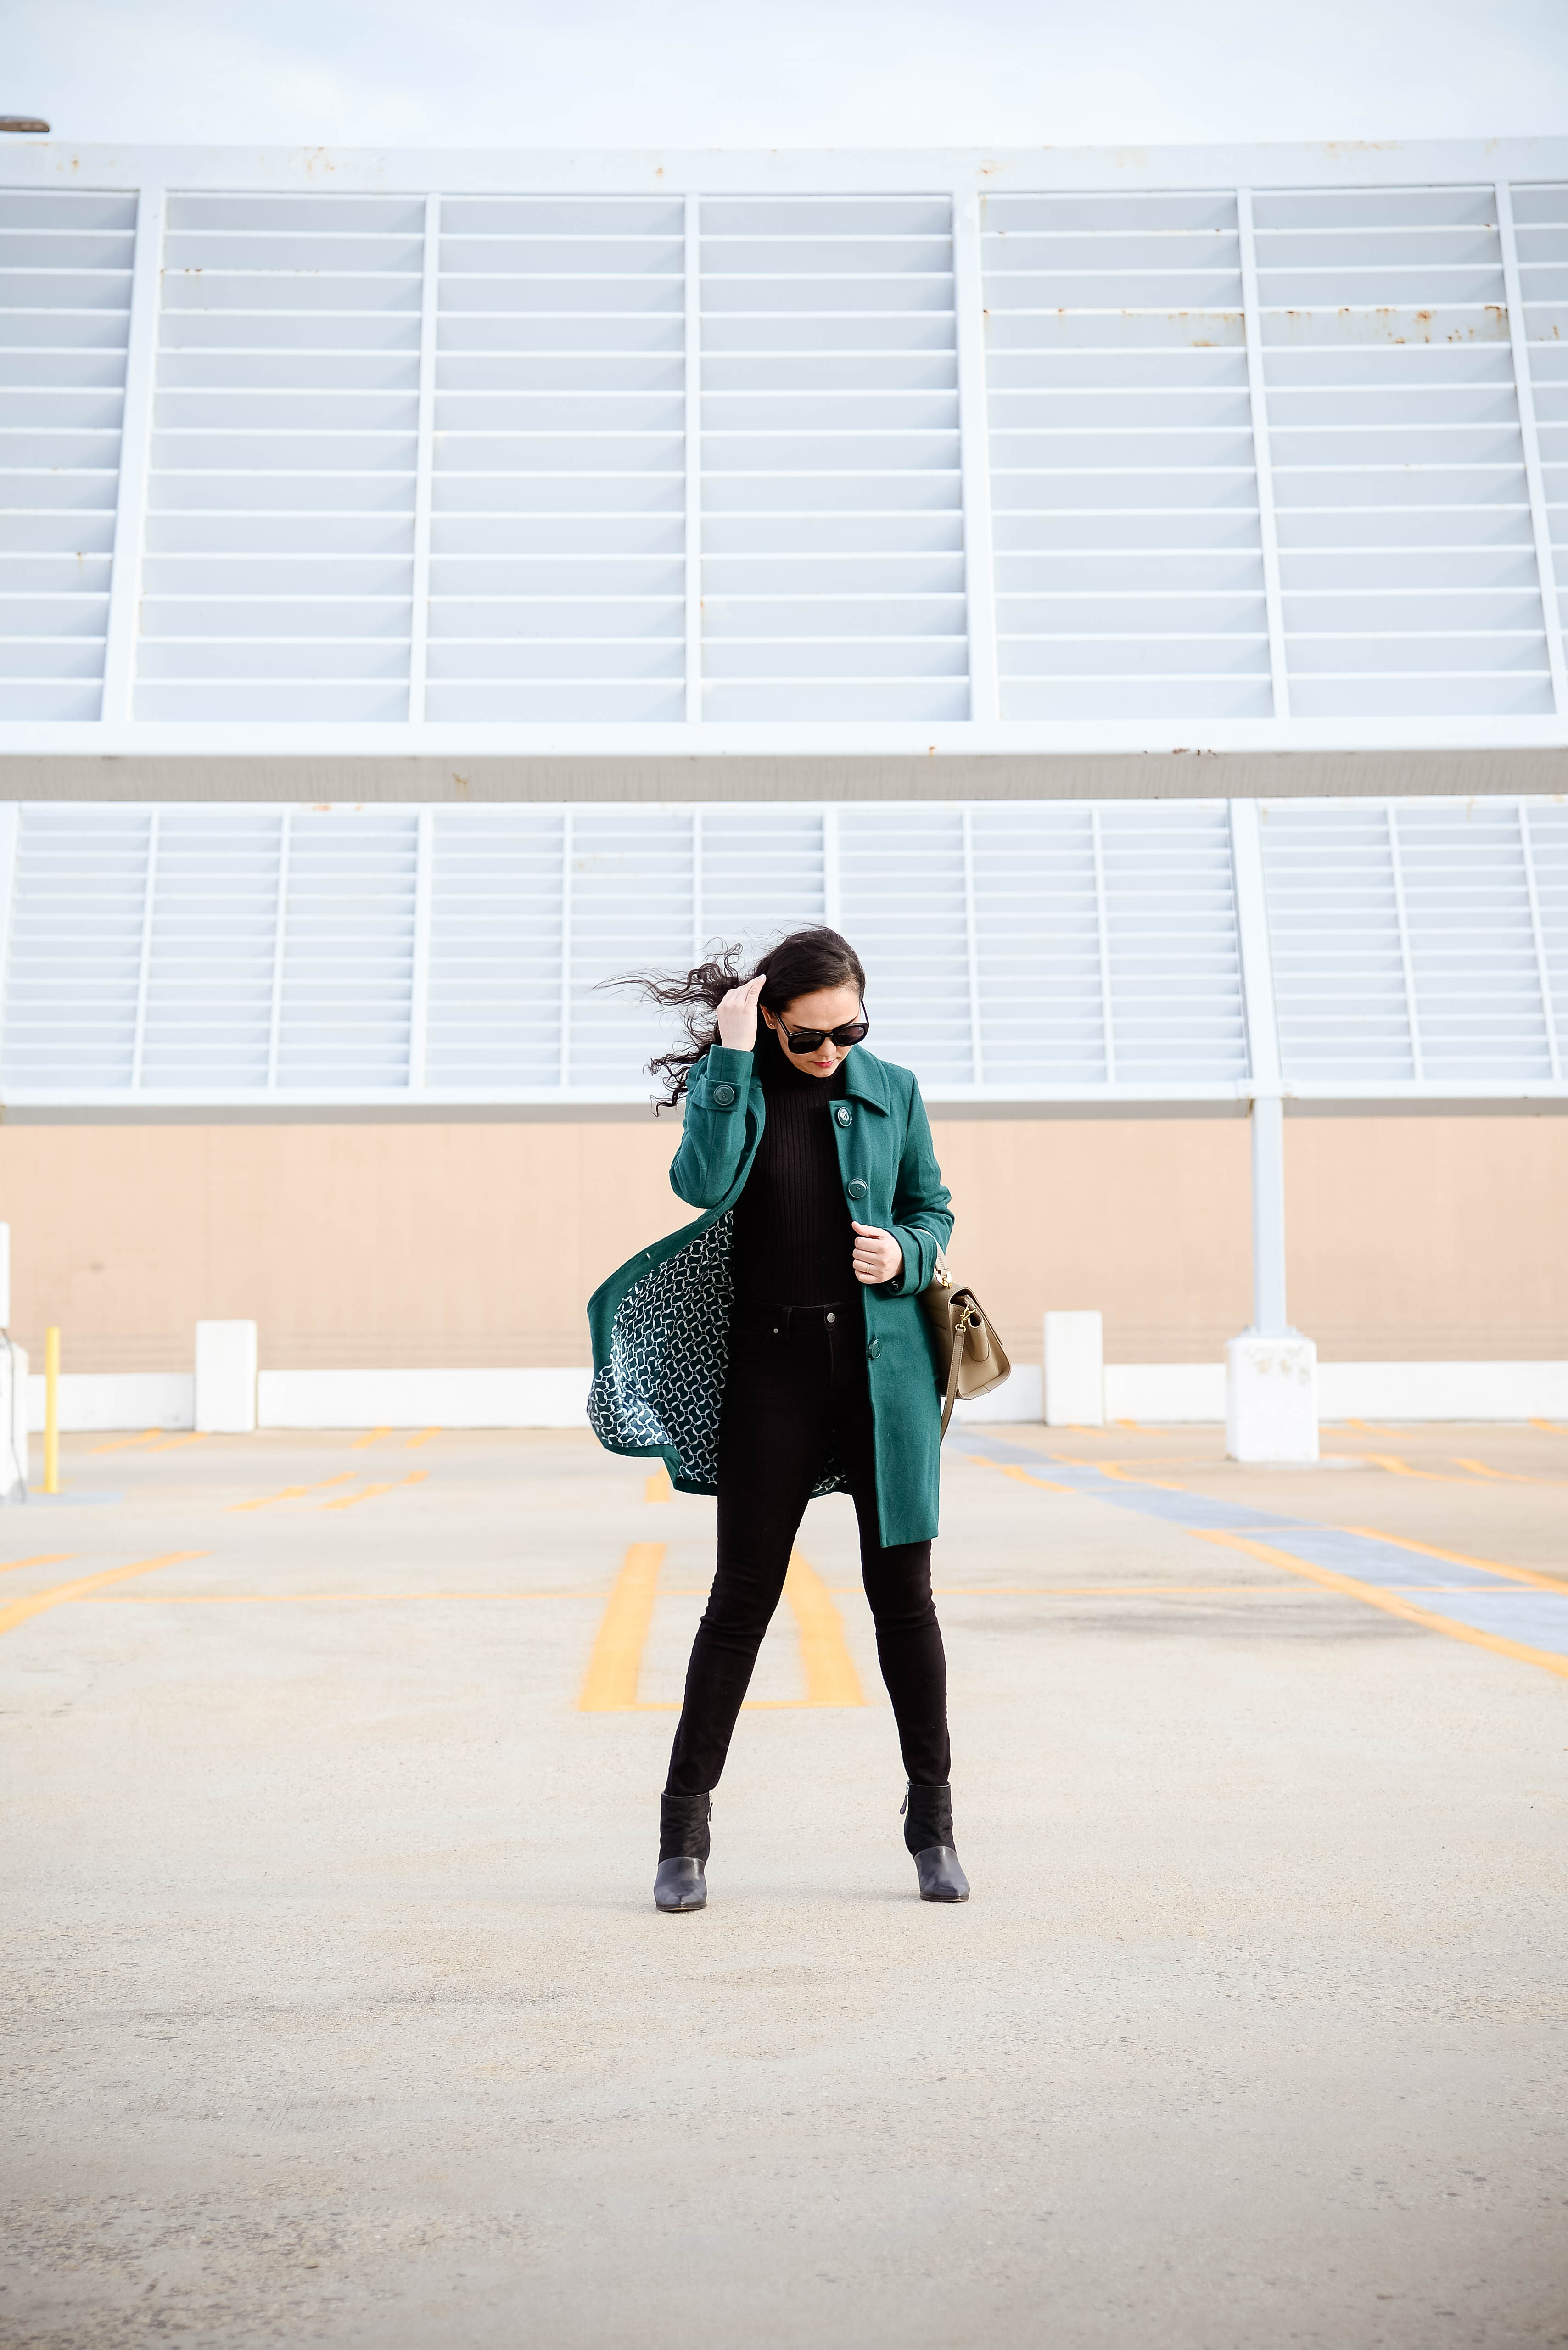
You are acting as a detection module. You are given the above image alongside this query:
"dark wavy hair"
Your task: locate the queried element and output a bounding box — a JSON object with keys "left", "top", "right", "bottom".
{"left": 606, "top": 925, "right": 867, "bottom": 1112}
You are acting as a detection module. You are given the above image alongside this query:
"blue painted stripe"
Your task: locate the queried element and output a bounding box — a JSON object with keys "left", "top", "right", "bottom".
{"left": 962, "top": 1436, "right": 1568, "bottom": 1664}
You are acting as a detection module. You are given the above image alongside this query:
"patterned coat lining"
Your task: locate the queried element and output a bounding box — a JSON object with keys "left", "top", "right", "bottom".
{"left": 586, "top": 1207, "right": 844, "bottom": 1499}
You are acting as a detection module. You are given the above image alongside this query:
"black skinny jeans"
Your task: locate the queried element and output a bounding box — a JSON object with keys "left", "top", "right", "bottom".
{"left": 666, "top": 1300, "right": 951, "bottom": 1795}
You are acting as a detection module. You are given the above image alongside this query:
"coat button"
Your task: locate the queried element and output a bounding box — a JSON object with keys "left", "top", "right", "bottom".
{"left": 825, "top": 1311, "right": 836, "bottom": 1325}
{"left": 835, "top": 1106, "right": 851, "bottom": 1126}
{"left": 867, "top": 1338, "right": 881, "bottom": 1360}
{"left": 846, "top": 1176, "right": 868, "bottom": 1200}
{"left": 712, "top": 1082, "right": 736, "bottom": 1105}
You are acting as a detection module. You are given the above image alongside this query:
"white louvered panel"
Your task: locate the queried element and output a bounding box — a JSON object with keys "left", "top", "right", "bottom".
{"left": 275, "top": 809, "right": 418, "bottom": 1084}
{"left": 0, "top": 806, "right": 149, "bottom": 1083}
{"left": 1254, "top": 187, "right": 1550, "bottom": 718}
{"left": 140, "top": 809, "right": 283, "bottom": 1085}
{"left": 969, "top": 806, "right": 1105, "bottom": 1081}
{"left": 982, "top": 192, "right": 1266, "bottom": 722}
{"left": 0, "top": 190, "right": 134, "bottom": 720}
{"left": 140, "top": 194, "right": 423, "bottom": 722}
{"left": 424, "top": 808, "right": 565, "bottom": 1083}
{"left": 1526, "top": 800, "right": 1568, "bottom": 1058}
{"left": 699, "top": 196, "right": 967, "bottom": 723}
{"left": 428, "top": 197, "right": 685, "bottom": 722}
{"left": 1514, "top": 185, "right": 1568, "bottom": 651}
{"left": 1262, "top": 804, "right": 1416, "bottom": 1079}
{"left": 1099, "top": 806, "right": 1248, "bottom": 1080}
{"left": 568, "top": 807, "right": 696, "bottom": 1085}
{"left": 837, "top": 809, "right": 972, "bottom": 1085}
{"left": 1395, "top": 802, "right": 1553, "bottom": 1078}
{"left": 698, "top": 807, "right": 826, "bottom": 953}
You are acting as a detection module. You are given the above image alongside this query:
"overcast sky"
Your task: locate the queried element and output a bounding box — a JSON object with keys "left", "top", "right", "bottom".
{"left": 8, "top": 0, "right": 1568, "bottom": 152}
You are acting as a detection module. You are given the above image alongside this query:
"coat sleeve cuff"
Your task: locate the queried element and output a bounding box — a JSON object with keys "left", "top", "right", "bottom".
{"left": 690, "top": 1044, "right": 753, "bottom": 1111}
{"left": 879, "top": 1221, "right": 936, "bottom": 1298}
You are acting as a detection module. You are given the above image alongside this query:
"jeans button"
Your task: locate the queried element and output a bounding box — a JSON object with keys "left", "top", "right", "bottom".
{"left": 825, "top": 1310, "right": 835, "bottom": 1324}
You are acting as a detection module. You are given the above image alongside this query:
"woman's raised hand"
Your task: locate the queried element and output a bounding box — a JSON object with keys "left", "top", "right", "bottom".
{"left": 715, "top": 974, "right": 766, "bottom": 1052}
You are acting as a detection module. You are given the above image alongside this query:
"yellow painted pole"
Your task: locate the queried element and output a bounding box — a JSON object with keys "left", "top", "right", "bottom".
{"left": 43, "top": 1326, "right": 59, "bottom": 1496}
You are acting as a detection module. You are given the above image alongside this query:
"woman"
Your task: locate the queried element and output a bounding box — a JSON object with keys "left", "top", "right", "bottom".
{"left": 587, "top": 926, "right": 969, "bottom": 1914}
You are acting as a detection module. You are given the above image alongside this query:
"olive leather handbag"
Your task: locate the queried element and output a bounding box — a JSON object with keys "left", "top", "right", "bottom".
{"left": 922, "top": 1249, "right": 1011, "bottom": 1438}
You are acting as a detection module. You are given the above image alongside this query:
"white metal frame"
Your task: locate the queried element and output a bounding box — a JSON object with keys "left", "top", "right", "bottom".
{"left": 407, "top": 194, "right": 442, "bottom": 727}
{"left": 1235, "top": 188, "right": 1290, "bottom": 725}
{"left": 99, "top": 183, "right": 165, "bottom": 726}
{"left": 1495, "top": 178, "right": 1567, "bottom": 717}
{"left": 4, "top": 139, "right": 1568, "bottom": 758}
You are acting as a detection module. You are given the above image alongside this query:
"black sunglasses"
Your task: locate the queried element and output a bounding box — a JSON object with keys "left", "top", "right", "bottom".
{"left": 774, "top": 1006, "right": 870, "bottom": 1055}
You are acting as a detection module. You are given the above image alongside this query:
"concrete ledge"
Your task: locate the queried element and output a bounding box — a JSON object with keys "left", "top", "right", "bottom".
{"left": 28, "top": 1372, "right": 194, "bottom": 1433}
{"left": 1317, "top": 1359, "right": 1568, "bottom": 1421}
{"left": 255, "top": 1367, "right": 592, "bottom": 1429}
{"left": 25, "top": 1360, "right": 1568, "bottom": 1432}
{"left": 1106, "top": 1364, "right": 1229, "bottom": 1422}
{"left": 7, "top": 748, "right": 1568, "bottom": 803}
{"left": 951, "top": 1366, "right": 1043, "bottom": 1425}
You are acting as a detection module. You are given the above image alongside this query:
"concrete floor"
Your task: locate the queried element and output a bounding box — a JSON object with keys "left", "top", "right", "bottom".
{"left": 2, "top": 1419, "right": 1566, "bottom": 2349}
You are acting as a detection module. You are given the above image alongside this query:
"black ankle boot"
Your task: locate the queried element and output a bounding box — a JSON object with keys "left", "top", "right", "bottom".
{"left": 655, "top": 1790, "right": 711, "bottom": 1913}
{"left": 902, "top": 1782, "right": 970, "bottom": 1903}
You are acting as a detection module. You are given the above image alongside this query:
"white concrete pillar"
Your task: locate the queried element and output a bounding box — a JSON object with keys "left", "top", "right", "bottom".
{"left": 1250, "top": 1094, "right": 1288, "bottom": 1337}
{"left": 1226, "top": 1334, "right": 1319, "bottom": 1463}
{"left": 1227, "top": 1097, "right": 1318, "bottom": 1462}
{"left": 195, "top": 1321, "right": 258, "bottom": 1434}
{"left": 1043, "top": 1311, "right": 1104, "bottom": 1427}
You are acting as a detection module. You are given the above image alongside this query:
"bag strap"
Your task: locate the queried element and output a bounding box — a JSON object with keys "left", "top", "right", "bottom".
{"left": 939, "top": 1306, "right": 966, "bottom": 1440}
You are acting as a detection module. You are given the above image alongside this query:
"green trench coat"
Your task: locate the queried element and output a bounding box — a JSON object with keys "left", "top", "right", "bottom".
{"left": 586, "top": 1043, "right": 954, "bottom": 1547}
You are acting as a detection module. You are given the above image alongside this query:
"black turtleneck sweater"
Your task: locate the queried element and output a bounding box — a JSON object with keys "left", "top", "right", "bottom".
{"left": 730, "top": 1027, "right": 855, "bottom": 1308}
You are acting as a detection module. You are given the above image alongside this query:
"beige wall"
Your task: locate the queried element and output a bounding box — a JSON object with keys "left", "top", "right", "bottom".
{"left": 2, "top": 1114, "right": 1564, "bottom": 1374}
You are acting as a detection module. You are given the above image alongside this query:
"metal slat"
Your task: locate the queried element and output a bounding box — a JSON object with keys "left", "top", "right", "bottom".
{"left": 139, "top": 193, "right": 421, "bottom": 722}
{"left": 698, "top": 195, "right": 968, "bottom": 724}
{"left": 1237, "top": 190, "right": 1290, "bottom": 719}
{"left": 685, "top": 192, "right": 701, "bottom": 725}
{"left": 983, "top": 187, "right": 1266, "bottom": 723}
{"left": 1519, "top": 800, "right": 1562, "bottom": 1080}
{"left": 1258, "top": 182, "right": 1551, "bottom": 721}
{"left": 407, "top": 194, "right": 440, "bottom": 724}
{"left": 952, "top": 188, "right": 997, "bottom": 722}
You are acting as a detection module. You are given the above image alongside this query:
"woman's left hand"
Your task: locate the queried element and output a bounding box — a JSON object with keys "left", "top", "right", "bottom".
{"left": 851, "top": 1223, "right": 903, "bottom": 1286}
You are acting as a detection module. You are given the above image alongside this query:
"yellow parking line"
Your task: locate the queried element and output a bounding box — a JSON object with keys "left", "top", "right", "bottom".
{"left": 970, "top": 1456, "right": 1075, "bottom": 1494}
{"left": 1363, "top": 1452, "right": 1485, "bottom": 1487}
{"left": 407, "top": 1427, "right": 441, "bottom": 1449}
{"left": 87, "top": 1589, "right": 608, "bottom": 1603}
{"left": 230, "top": 1473, "right": 358, "bottom": 1513}
{"left": 321, "top": 1472, "right": 427, "bottom": 1512}
{"left": 1191, "top": 1529, "right": 1568, "bottom": 1682}
{"left": 0, "top": 1552, "right": 207, "bottom": 1641}
{"left": 1453, "top": 1457, "right": 1567, "bottom": 1488}
{"left": 644, "top": 1466, "right": 673, "bottom": 1504}
{"left": 91, "top": 1428, "right": 165, "bottom": 1455}
{"left": 352, "top": 1427, "right": 392, "bottom": 1450}
{"left": 0, "top": 1551, "right": 73, "bottom": 1578}
{"left": 1096, "top": 1460, "right": 1189, "bottom": 1494}
{"left": 1343, "top": 1526, "right": 1568, "bottom": 1594}
{"left": 783, "top": 1551, "right": 865, "bottom": 1706}
{"left": 578, "top": 1541, "right": 665, "bottom": 1710}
